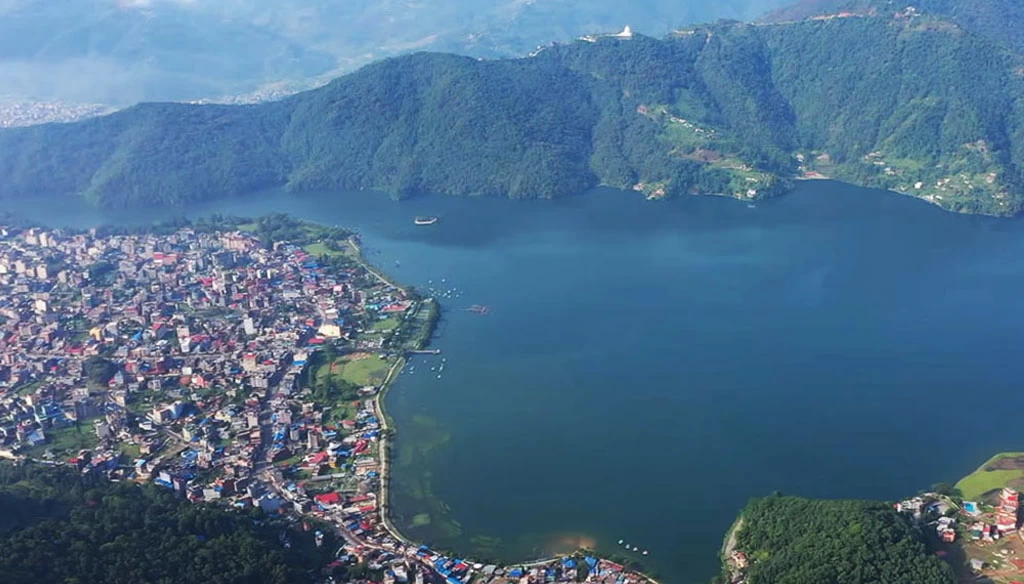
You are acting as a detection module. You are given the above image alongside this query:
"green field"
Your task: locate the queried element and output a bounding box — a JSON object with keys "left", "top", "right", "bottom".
{"left": 324, "top": 401, "right": 358, "bottom": 425}
{"left": 338, "top": 355, "right": 391, "bottom": 386}
{"left": 16, "top": 381, "right": 43, "bottom": 397}
{"left": 120, "top": 443, "right": 142, "bottom": 460}
{"left": 317, "top": 354, "right": 392, "bottom": 388}
{"left": 276, "top": 453, "right": 305, "bottom": 468}
{"left": 371, "top": 317, "right": 401, "bottom": 332}
{"left": 26, "top": 424, "right": 99, "bottom": 458}
{"left": 956, "top": 452, "right": 1024, "bottom": 500}
{"left": 303, "top": 241, "right": 348, "bottom": 258}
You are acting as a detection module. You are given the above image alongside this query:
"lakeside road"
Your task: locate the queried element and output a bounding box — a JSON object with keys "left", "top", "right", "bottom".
{"left": 347, "top": 236, "right": 406, "bottom": 292}
{"left": 10, "top": 220, "right": 669, "bottom": 584}
{"left": 374, "top": 356, "right": 417, "bottom": 548}
{"left": 349, "top": 241, "right": 668, "bottom": 584}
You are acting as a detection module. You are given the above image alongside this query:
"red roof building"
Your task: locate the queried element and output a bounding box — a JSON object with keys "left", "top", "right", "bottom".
{"left": 306, "top": 452, "right": 330, "bottom": 467}
{"left": 314, "top": 492, "right": 342, "bottom": 506}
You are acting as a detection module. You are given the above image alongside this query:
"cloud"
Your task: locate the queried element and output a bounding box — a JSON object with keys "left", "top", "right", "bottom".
{"left": 0, "top": 0, "right": 24, "bottom": 15}
{"left": 115, "top": 0, "right": 199, "bottom": 9}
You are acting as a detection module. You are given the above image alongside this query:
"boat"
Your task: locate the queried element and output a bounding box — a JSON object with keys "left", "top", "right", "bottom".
{"left": 414, "top": 216, "right": 439, "bottom": 226}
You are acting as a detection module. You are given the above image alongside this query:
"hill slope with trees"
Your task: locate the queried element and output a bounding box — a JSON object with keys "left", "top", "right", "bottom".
{"left": 760, "top": 0, "right": 1024, "bottom": 54}
{"left": 0, "top": 4, "right": 1023, "bottom": 215}
{"left": 0, "top": 464, "right": 335, "bottom": 584}
{"left": 716, "top": 495, "right": 956, "bottom": 584}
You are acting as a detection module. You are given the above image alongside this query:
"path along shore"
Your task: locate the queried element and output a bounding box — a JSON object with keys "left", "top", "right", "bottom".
{"left": 368, "top": 355, "right": 664, "bottom": 583}
{"left": 352, "top": 243, "right": 665, "bottom": 584}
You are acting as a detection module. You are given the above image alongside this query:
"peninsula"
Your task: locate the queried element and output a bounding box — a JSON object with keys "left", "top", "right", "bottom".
{"left": 719, "top": 453, "right": 1024, "bottom": 584}
{"left": 0, "top": 216, "right": 655, "bottom": 584}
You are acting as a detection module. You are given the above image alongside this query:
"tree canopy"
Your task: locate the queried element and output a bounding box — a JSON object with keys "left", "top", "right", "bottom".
{"left": 718, "top": 495, "right": 956, "bottom": 584}
{"left": 0, "top": 464, "right": 335, "bottom": 584}
{"left": 0, "top": 5, "right": 1022, "bottom": 214}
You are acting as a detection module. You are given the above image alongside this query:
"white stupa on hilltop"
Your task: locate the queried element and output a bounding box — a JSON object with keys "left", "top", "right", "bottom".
{"left": 579, "top": 25, "right": 634, "bottom": 43}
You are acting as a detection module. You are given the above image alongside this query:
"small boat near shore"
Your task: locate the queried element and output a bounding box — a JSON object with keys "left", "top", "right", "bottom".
{"left": 414, "top": 216, "right": 439, "bottom": 226}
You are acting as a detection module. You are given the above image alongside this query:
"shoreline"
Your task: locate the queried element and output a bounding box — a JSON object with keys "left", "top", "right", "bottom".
{"left": 352, "top": 239, "right": 551, "bottom": 559}
{"left": 340, "top": 233, "right": 428, "bottom": 550}
{"left": 373, "top": 355, "right": 416, "bottom": 548}
{"left": 350, "top": 236, "right": 663, "bottom": 583}
{"left": 6, "top": 216, "right": 1021, "bottom": 584}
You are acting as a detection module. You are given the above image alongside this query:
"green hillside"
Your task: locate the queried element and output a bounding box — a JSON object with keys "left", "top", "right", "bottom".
{"left": 0, "top": 464, "right": 336, "bottom": 584}
{"left": 1, "top": 6, "right": 1023, "bottom": 215}
{"left": 761, "top": 1, "right": 1024, "bottom": 55}
{"left": 717, "top": 495, "right": 956, "bottom": 584}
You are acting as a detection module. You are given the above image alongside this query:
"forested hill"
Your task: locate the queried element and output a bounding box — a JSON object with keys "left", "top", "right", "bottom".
{"left": 1, "top": 5, "right": 1024, "bottom": 215}
{"left": 715, "top": 495, "right": 956, "bottom": 584}
{"left": 760, "top": 1, "right": 1024, "bottom": 55}
{"left": 0, "top": 464, "right": 337, "bottom": 584}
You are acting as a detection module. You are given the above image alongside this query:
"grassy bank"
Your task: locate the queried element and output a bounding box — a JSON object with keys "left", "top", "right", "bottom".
{"left": 412, "top": 299, "right": 440, "bottom": 350}
{"left": 956, "top": 452, "right": 1024, "bottom": 500}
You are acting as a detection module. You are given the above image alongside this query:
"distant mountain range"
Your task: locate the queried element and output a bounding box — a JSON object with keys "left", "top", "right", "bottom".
{"left": 0, "top": 0, "right": 792, "bottom": 106}
{"left": 1, "top": 0, "right": 1023, "bottom": 216}
{"left": 760, "top": 0, "right": 1024, "bottom": 53}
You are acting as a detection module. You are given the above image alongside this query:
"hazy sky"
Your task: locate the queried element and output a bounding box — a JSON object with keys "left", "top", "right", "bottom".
{"left": 0, "top": 0, "right": 794, "bottom": 104}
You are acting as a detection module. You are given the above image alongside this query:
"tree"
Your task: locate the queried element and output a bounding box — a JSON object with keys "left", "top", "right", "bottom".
{"left": 931, "top": 483, "right": 962, "bottom": 498}
{"left": 723, "top": 495, "right": 956, "bottom": 584}
{"left": 83, "top": 357, "right": 118, "bottom": 388}
{"left": 0, "top": 464, "right": 335, "bottom": 584}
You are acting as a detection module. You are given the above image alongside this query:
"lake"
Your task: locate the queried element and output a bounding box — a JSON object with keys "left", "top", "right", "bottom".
{"left": 12, "top": 182, "right": 1024, "bottom": 583}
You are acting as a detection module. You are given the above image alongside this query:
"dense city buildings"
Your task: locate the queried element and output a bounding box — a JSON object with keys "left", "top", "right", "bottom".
{"left": 0, "top": 98, "right": 113, "bottom": 128}
{"left": 0, "top": 220, "right": 652, "bottom": 584}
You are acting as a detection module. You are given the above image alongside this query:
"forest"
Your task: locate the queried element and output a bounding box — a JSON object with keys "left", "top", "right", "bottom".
{"left": 0, "top": 464, "right": 337, "bottom": 584}
{"left": 762, "top": 0, "right": 1024, "bottom": 54}
{"left": 0, "top": 1, "right": 1022, "bottom": 215}
{"left": 716, "top": 495, "right": 956, "bottom": 584}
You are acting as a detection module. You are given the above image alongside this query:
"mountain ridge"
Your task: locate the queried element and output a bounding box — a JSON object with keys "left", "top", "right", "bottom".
{"left": 1, "top": 6, "right": 1023, "bottom": 215}
{"left": 758, "top": 0, "right": 1024, "bottom": 54}
{"left": 0, "top": 0, "right": 795, "bottom": 106}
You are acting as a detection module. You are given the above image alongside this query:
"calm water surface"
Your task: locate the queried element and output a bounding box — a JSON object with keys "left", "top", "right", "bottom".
{"left": 14, "top": 183, "right": 1024, "bottom": 583}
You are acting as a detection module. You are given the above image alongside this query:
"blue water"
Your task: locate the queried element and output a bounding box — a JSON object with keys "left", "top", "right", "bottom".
{"left": 14, "top": 182, "right": 1024, "bottom": 583}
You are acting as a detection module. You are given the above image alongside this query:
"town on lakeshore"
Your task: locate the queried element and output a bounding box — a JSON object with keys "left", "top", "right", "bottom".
{"left": 0, "top": 216, "right": 658, "bottom": 584}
